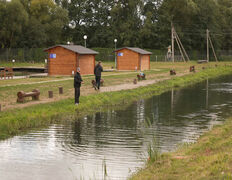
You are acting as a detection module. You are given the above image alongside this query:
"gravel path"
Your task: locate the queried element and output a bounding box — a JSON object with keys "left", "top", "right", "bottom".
{"left": 101, "top": 72, "right": 189, "bottom": 92}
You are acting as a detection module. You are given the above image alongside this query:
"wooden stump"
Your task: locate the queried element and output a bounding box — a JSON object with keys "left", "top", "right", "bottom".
{"left": 48, "top": 91, "right": 53, "bottom": 98}
{"left": 170, "top": 69, "right": 176, "bottom": 75}
{"left": 133, "top": 79, "right": 137, "bottom": 84}
{"left": 59, "top": 87, "right": 63, "bottom": 94}
{"left": 190, "top": 66, "right": 195, "bottom": 72}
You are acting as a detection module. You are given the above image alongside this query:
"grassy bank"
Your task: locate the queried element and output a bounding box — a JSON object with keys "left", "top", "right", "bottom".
{"left": 0, "top": 61, "right": 196, "bottom": 110}
{"left": 130, "top": 116, "right": 232, "bottom": 180}
{"left": 0, "top": 66, "right": 232, "bottom": 140}
{"left": 0, "top": 62, "right": 44, "bottom": 67}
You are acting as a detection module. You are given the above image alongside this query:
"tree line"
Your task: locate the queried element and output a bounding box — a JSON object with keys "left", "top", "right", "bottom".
{"left": 0, "top": 0, "right": 232, "bottom": 52}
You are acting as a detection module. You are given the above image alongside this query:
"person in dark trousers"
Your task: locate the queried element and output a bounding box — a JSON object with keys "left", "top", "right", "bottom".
{"left": 74, "top": 67, "right": 83, "bottom": 105}
{"left": 94, "top": 61, "right": 103, "bottom": 90}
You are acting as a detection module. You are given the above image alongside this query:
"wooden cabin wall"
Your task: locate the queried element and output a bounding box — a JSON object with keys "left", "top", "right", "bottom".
{"left": 48, "top": 46, "right": 77, "bottom": 75}
{"left": 141, "top": 55, "right": 150, "bottom": 71}
{"left": 78, "top": 54, "right": 95, "bottom": 75}
{"left": 117, "top": 49, "right": 139, "bottom": 70}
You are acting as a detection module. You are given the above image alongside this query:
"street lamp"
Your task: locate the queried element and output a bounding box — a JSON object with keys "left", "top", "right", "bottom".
{"left": 12, "top": 59, "right": 15, "bottom": 66}
{"left": 114, "top": 39, "right": 117, "bottom": 69}
{"left": 67, "top": 41, "right": 70, "bottom": 45}
{"left": 83, "top": 35, "right": 87, "bottom": 47}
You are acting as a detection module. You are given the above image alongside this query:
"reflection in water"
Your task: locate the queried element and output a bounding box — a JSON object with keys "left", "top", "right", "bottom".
{"left": 206, "top": 78, "right": 209, "bottom": 109}
{"left": 1, "top": 75, "right": 232, "bottom": 179}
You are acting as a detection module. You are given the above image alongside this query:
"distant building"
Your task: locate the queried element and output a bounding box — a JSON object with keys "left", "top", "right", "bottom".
{"left": 115, "top": 47, "right": 152, "bottom": 71}
{"left": 44, "top": 45, "right": 98, "bottom": 75}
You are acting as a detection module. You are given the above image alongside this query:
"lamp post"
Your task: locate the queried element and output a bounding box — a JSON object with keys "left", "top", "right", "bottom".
{"left": 83, "top": 35, "right": 87, "bottom": 47}
{"left": 44, "top": 59, "right": 48, "bottom": 72}
{"left": 114, "top": 39, "right": 117, "bottom": 69}
{"left": 12, "top": 59, "right": 15, "bottom": 66}
{"left": 67, "top": 41, "right": 70, "bottom": 45}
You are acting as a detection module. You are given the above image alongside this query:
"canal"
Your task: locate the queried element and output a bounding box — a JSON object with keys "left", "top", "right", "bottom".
{"left": 1, "top": 75, "right": 232, "bottom": 180}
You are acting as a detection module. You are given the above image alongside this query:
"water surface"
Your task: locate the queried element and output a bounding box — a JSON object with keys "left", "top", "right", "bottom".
{"left": 1, "top": 75, "right": 232, "bottom": 180}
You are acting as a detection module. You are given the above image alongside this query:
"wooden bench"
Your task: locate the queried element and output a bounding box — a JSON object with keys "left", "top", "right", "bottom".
{"left": 17, "top": 89, "right": 40, "bottom": 103}
{"left": 137, "top": 74, "right": 146, "bottom": 80}
{"left": 170, "top": 69, "right": 176, "bottom": 75}
{"left": 190, "top": 66, "right": 195, "bottom": 72}
{"left": 197, "top": 60, "right": 207, "bottom": 64}
{"left": 0, "top": 67, "right": 14, "bottom": 79}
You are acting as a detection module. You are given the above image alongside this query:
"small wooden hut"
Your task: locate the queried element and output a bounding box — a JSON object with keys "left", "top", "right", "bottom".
{"left": 115, "top": 47, "right": 152, "bottom": 71}
{"left": 44, "top": 45, "right": 98, "bottom": 75}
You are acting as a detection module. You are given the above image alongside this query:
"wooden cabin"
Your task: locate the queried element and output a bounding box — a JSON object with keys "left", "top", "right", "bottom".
{"left": 44, "top": 45, "right": 98, "bottom": 75}
{"left": 115, "top": 47, "right": 152, "bottom": 71}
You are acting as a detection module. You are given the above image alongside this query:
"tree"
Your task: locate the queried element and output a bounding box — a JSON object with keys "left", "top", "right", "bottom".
{"left": 110, "top": 0, "right": 143, "bottom": 47}
{"left": 139, "top": 11, "right": 158, "bottom": 48}
{"left": 217, "top": 0, "right": 232, "bottom": 50}
{"left": 139, "top": 0, "right": 163, "bottom": 49}
{"left": 28, "top": 0, "right": 69, "bottom": 46}
{"left": 189, "top": 0, "right": 221, "bottom": 51}
{"left": 0, "top": 0, "right": 28, "bottom": 48}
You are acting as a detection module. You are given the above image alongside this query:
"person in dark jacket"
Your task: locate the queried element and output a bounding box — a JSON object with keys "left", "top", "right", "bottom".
{"left": 94, "top": 61, "right": 103, "bottom": 90}
{"left": 74, "top": 67, "right": 83, "bottom": 105}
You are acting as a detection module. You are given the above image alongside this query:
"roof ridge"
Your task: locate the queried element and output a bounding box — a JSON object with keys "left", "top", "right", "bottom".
{"left": 115, "top": 47, "right": 152, "bottom": 55}
{"left": 44, "top": 45, "right": 98, "bottom": 55}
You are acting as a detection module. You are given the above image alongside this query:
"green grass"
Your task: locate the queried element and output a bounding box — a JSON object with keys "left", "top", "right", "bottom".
{"left": 0, "top": 62, "right": 44, "bottom": 67}
{"left": 0, "top": 61, "right": 172, "bottom": 109}
{"left": 0, "top": 66, "right": 232, "bottom": 140}
{"left": 130, "top": 117, "right": 232, "bottom": 180}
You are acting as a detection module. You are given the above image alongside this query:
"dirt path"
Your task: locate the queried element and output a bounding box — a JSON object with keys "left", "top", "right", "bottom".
{"left": 101, "top": 71, "right": 189, "bottom": 92}
{"left": 0, "top": 71, "right": 141, "bottom": 88}
{"left": 2, "top": 71, "right": 190, "bottom": 111}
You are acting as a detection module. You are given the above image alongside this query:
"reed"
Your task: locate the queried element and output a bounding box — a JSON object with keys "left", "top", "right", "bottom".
{"left": 130, "top": 117, "right": 232, "bottom": 180}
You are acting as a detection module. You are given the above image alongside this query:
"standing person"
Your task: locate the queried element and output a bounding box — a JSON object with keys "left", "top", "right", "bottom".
{"left": 74, "top": 67, "right": 83, "bottom": 105}
{"left": 94, "top": 61, "right": 103, "bottom": 90}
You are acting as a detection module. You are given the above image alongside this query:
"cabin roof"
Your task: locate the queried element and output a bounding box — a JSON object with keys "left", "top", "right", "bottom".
{"left": 115, "top": 47, "right": 152, "bottom": 55}
{"left": 44, "top": 45, "right": 99, "bottom": 55}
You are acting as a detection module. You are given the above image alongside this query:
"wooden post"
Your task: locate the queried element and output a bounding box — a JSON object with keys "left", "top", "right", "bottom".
{"left": 48, "top": 91, "right": 53, "bottom": 98}
{"left": 133, "top": 79, "right": 137, "bottom": 84}
{"left": 174, "top": 30, "right": 185, "bottom": 62}
{"left": 207, "top": 29, "right": 209, "bottom": 63}
{"left": 175, "top": 30, "right": 190, "bottom": 61}
{"left": 59, "top": 87, "right": 63, "bottom": 94}
{"left": 171, "top": 22, "right": 175, "bottom": 62}
{"left": 209, "top": 35, "right": 218, "bottom": 62}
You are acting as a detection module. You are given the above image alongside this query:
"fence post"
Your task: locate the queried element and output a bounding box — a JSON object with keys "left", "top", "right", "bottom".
{"left": 59, "top": 87, "right": 63, "bottom": 94}
{"left": 48, "top": 91, "right": 53, "bottom": 98}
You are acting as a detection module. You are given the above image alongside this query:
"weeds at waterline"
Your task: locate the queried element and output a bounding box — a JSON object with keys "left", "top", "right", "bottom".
{"left": 145, "top": 117, "right": 161, "bottom": 164}
{"left": 130, "top": 117, "right": 232, "bottom": 180}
